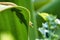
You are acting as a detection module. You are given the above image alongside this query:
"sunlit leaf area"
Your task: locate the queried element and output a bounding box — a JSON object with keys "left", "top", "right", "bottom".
{"left": 0, "top": 0, "right": 60, "bottom": 40}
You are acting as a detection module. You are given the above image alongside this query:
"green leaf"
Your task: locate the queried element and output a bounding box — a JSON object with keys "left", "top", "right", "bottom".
{"left": 33, "top": 0, "right": 51, "bottom": 10}
{"left": 38, "top": 12, "right": 49, "bottom": 21}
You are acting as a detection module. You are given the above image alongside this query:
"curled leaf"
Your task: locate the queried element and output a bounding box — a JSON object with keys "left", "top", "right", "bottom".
{"left": 38, "top": 12, "right": 49, "bottom": 21}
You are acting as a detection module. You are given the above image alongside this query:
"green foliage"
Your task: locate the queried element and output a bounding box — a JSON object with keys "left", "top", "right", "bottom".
{"left": 0, "top": 0, "right": 60, "bottom": 40}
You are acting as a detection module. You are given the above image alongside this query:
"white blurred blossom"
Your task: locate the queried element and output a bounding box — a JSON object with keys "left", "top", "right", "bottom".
{"left": 55, "top": 19, "right": 60, "bottom": 24}
{"left": 38, "top": 28, "right": 49, "bottom": 36}
{"left": 42, "top": 23, "right": 48, "bottom": 28}
{"left": 35, "top": 38, "right": 48, "bottom": 40}
{"left": 35, "top": 38, "right": 40, "bottom": 40}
